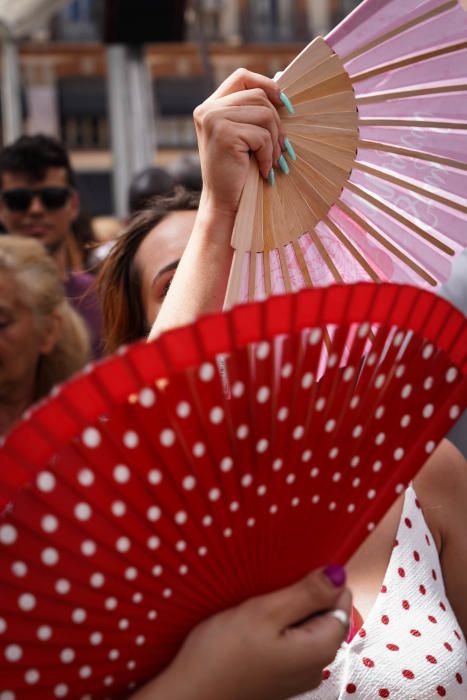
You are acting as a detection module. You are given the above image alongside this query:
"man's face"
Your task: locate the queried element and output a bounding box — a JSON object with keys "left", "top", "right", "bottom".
{"left": 0, "top": 167, "right": 79, "bottom": 254}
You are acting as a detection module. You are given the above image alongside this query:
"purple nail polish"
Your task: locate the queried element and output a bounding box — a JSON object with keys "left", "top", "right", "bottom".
{"left": 323, "top": 564, "right": 346, "bottom": 587}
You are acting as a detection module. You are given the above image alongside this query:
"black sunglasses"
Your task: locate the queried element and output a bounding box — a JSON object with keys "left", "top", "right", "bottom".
{"left": 1, "top": 186, "right": 71, "bottom": 212}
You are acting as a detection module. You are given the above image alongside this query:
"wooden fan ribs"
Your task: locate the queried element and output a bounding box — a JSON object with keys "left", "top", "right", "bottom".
{"left": 225, "top": 36, "right": 359, "bottom": 307}
{"left": 350, "top": 39, "right": 467, "bottom": 83}
{"left": 344, "top": 180, "right": 455, "bottom": 255}
{"left": 339, "top": 0, "right": 459, "bottom": 64}
{"left": 357, "top": 136, "right": 467, "bottom": 171}
{"left": 336, "top": 198, "right": 439, "bottom": 286}
{"left": 353, "top": 160, "right": 467, "bottom": 216}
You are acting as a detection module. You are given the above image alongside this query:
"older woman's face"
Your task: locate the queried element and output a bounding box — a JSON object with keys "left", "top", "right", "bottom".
{"left": 134, "top": 210, "right": 197, "bottom": 327}
{"left": 0, "top": 272, "right": 54, "bottom": 393}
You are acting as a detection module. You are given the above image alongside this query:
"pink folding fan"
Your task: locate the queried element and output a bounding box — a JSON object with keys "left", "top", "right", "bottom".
{"left": 0, "top": 283, "right": 466, "bottom": 699}
{"left": 225, "top": 0, "right": 467, "bottom": 307}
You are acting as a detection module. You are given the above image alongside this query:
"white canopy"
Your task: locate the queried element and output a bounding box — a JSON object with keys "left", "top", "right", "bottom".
{"left": 0, "top": 0, "right": 67, "bottom": 37}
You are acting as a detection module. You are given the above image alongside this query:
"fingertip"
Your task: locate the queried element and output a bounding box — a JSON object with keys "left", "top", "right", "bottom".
{"left": 335, "top": 588, "right": 353, "bottom": 615}
{"left": 284, "top": 137, "right": 296, "bottom": 161}
{"left": 273, "top": 141, "right": 282, "bottom": 164}
{"left": 280, "top": 92, "right": 295, "bottom": 114}
{"left": 274, "top": 86, "right": 283, "bottom": 104}
{"left": 322, "top": 564, "right": 346, "bottom": 588}
{"left": 263, "top": 80, "right": 284, "bottom": 107}
{"left": 278, "top": 154, "right": 290, "bottom": 175}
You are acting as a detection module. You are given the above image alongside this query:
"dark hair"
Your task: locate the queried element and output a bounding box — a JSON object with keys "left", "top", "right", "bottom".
{"left": 97, "top": 187, "right": 200, "bottom": 354}
{"left": 168, "top": 154, "right": 202, "bottom": 191}
{"left": 128, "top": 166, "right": 175, "bottom": 214}
{"left": 0, "top": 134, "right": 76, "bottom": 188}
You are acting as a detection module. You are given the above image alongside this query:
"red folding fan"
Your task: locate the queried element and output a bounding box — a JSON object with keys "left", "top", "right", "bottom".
{"left": 0, "top": 283, "right": 466, "bottom": 699}
{"left": 225, "top": 0, "right": 467, "bottom": 307}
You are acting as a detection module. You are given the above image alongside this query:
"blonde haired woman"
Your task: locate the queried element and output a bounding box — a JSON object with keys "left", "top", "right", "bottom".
{"left": 0, "top": 235, "right": 89, "bottom": 435}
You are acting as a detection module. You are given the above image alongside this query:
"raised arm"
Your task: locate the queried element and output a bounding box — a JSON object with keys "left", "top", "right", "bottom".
{"left": 148, "top": 69, "right": 291, "bottom": 339}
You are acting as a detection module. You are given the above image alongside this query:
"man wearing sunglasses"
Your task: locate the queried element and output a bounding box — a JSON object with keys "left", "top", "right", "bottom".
{"left": 0, "top": 134, "right": 103, "bottom": 358}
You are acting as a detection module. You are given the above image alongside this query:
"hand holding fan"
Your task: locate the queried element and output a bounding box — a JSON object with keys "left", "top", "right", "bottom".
{"left": 225, "top": 0, "right": 467, "bottom": 307}
{"left": 0, "top": 283, "right": 466, "bottom": 699}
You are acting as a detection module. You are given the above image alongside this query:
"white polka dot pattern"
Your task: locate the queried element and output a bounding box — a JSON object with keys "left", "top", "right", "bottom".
{"left": 0, "top": 283, "right": 465, "bottom": 697}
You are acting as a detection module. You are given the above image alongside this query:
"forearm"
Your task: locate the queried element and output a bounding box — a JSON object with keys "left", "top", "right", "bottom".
{"left": 128, "top": 668, "right": 194, "bottom": 700}
{"left": 148, "top": 193, "right": 235, "bottom": 340}
{"left": 128, "top": 661, "right": 220, "bottom": 700}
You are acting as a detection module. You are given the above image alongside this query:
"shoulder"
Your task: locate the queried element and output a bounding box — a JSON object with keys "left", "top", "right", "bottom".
{"left": 414, "top": 439, "right": 466, "bottom": 507}
{"left": 65, "top": 270, "right": 96, "bottom": 294}
{"left": 65, "top": 271, "right": 99, "bottom": 310}
{"left": 414, "top": 439, "right": 467, "bottom": 546}
{"left": 414, "top": 440, "right": 467, "bottom": 636}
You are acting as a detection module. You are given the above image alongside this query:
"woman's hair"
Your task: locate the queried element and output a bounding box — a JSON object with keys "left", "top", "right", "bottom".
{"left": 97, "top": 187, "right": 200, "bottom": 354}
{"left": 128, "top": 166, "right": 175, "bottom": 213}
{"left": 0, "top": 235, "right": 90, "bottom": 401}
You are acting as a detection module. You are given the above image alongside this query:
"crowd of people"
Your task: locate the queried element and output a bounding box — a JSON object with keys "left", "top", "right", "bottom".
{"left": 0, "top": 66, "right": 465, "bottom": 699}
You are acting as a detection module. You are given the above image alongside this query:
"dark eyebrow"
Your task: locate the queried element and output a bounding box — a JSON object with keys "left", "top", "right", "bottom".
{"left": 152, "top": 260, "right": 180, "bottom": 286}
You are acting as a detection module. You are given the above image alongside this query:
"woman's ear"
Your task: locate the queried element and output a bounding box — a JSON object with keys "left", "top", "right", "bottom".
{"left": 39, "top": 309, "right": 63, "bottom": 355}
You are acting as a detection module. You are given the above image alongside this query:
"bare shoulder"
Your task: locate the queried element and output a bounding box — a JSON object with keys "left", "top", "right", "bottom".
{"left": 414, "top": 439, "right": 467, "bottom": 526}
{"left": 415, "top": 439, "right": 467, "bottom": 635}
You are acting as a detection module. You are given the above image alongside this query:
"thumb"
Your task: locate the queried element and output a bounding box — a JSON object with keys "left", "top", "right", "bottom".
{"left": 260, "top": 566, "right": 347, "bottom": 629}
{"left": 283, "top": 589, "right": 352, "bottom": 669}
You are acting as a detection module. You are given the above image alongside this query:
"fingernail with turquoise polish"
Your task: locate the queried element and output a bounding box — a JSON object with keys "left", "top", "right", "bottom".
{"left": 278, "top": 154, "right": 289, "bottom": 175}
{"left": 280, "top": 92, "right": 295, "bottom": 114}
{"left": 284, "top": 137, "right": 296, "bottom": 161}
{"left": 268, "top": 168, "right": 276, "bottom": 186}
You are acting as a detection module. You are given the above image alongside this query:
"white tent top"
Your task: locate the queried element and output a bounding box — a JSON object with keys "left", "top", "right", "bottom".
{"left": 0, "top": 0, "right": 67, "bottom": 37}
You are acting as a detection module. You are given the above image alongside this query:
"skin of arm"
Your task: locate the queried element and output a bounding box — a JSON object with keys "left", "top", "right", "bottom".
{"left": 129, "top": 568, "right": 351, "bottom": 700}
{"left": 413, "top": 439, "right": 467, "bottom": 637}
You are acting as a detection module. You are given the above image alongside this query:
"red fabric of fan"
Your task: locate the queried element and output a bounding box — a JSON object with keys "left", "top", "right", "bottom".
{"left": 0, "top": 283, "right": 466, "bottom": 699}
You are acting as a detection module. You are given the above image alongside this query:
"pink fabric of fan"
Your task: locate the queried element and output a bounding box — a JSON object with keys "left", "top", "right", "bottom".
{"left": 225, "top": 0, "right": 467, "bottom": 307}
{"left": 0, "top": 283, "right": 466, "bottom": 699}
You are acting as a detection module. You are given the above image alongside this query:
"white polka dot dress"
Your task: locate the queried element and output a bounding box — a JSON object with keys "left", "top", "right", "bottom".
{"left": 293, "top": 486, "right": 467, "bottom": 699}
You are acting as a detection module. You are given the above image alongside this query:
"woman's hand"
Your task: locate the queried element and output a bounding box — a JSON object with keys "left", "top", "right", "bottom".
{"left": 194, "top": 68, "right": 287, "bottom": 217}
{"left": 130, "top": 566, "right": 351, "bottom": 700}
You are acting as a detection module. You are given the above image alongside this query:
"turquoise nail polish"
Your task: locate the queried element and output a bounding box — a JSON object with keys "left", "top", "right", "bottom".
{"left": 280, "top": 92, "right": 295, "bottom": 114}
{"left": 284, "top": 137, "right": 296, "bottom": 161}
{"left": 268, "top": 168, "right": 276, "bottom": 186}
{"left": 278, "top": 154, "right": 289, "bottom": 175}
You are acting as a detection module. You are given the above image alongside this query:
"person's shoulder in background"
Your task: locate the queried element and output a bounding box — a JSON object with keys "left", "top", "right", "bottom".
{"left": 65, "top": 270, "right": 103, "bottom": 359}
